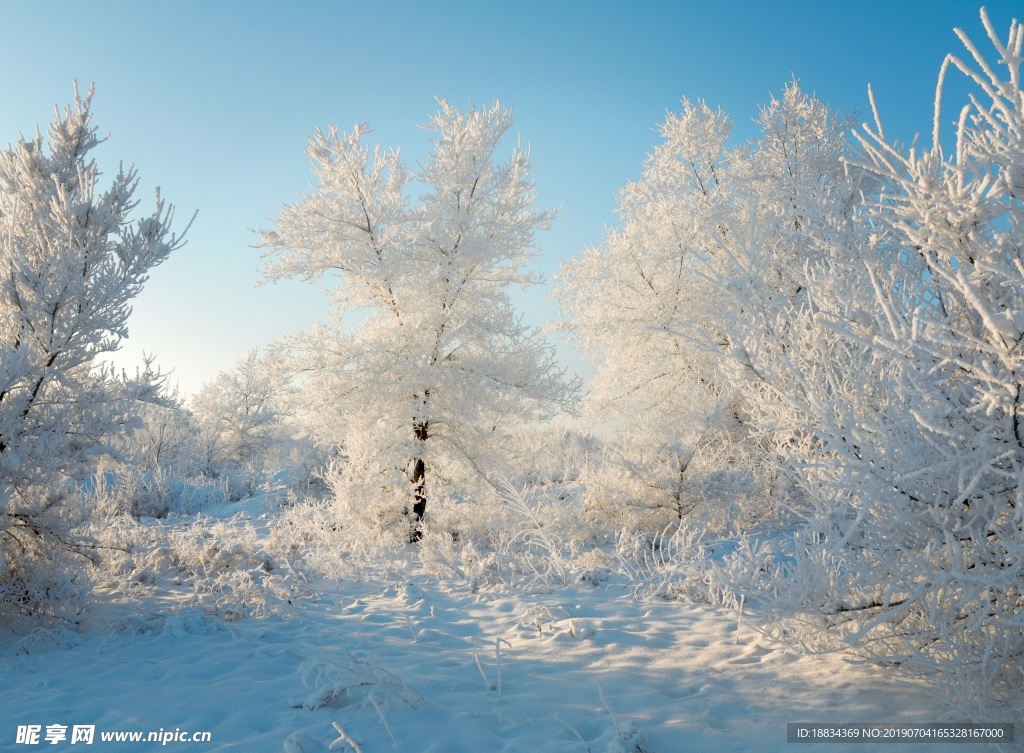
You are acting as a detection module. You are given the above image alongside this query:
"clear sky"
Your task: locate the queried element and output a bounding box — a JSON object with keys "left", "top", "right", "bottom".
{"left": 1, "top": 1, "right": 1019, "bottom": 395}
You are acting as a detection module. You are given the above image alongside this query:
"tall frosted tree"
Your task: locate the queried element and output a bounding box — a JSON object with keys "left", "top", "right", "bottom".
{"left": 805, "top": 11, "right": 1024, "bottom": 712}
{"left": 0, "top": 88, "right": 185, "bottom": 615}
{"left": 260, "top": 101, "right": 577, "bottom": 540}
{"left": 556, "top": 83, "right": 853, "bottom": 527}
{"left": 657, "top": 10, "right": 1024, "bottom": 715}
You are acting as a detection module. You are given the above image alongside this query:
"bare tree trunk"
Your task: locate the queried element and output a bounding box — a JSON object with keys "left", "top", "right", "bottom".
{"left": 409, "top": 398, "right": 429, "bottom": 543}
{"left": 670, "top": 451, "right": 691, "bottom": 521}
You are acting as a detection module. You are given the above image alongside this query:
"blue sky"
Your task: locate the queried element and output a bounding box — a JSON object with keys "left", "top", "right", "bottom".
{"left": 1, "top": 1, "right": 1020, "bottom": 395}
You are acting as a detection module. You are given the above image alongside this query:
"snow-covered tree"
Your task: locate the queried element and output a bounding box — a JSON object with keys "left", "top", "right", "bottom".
{"left": 112, "top": 360, "right": 198, "bottom": 477}
{"left": 556, "top": 83, "right": 852, "bottom": 528}
{"left": 821, "top": 10, "right": 1023, "bottom": 713}
{"left": 191, "top": 348, "right": 283, "bottom": 497}
{"left": 259, "top": 101, "right": 578, "bottom": 540}
{"left": 0, "top": 87, "right": 186, "bottom": 615}
{"left": 686, "top": 9, "right": 1024, "bottom": 715}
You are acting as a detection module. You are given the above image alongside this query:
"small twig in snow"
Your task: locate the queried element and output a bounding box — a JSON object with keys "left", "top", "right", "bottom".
{"left": 735, "top": 593, "right": 745, "bottom": 644}
{"left": 368, "top": 693, "right": 398, "bottom": 745}
{"left": 329, "top": 722, "right": 363, "bottom": 753}
{"left": 555, "top": 713, "right": 592, "bottom": 753}
{"left": 495, "top": 637, "right": 511, "bottom": 700}
{"left": 597, "top": 682, "right": 622, "bottom": 731}
{"left": 473, "top": 648, "right": 493, "bottom": 691}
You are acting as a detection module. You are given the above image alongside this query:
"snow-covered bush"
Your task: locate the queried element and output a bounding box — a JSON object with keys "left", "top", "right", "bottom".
{"left": 84, "top": 458, "right": 230, "bottom": 521}
{"left": 580, "top": 422, "right": 776, "bottom": 533}
{"left": 89, "top": 511, "right": 305, "bottom": 621}
{"left": 85, "top": 371, "right": 233, "bottom": 519}
{"left": 173, "top": 520, "right": 301, "bottom": 621}
{"left": 0, "top": 88, "right": 186, "bottom": 620}
{"left": 118, "top": 373, "right": 199, "bottom": 476}
{"left": 263, "top": 477, "right": 606, "bottom": 594}
{"left": 267, "top": 493, "right": 412, "bottom": 583}
{"left": 495, "top": 422, "right": 600, "bottom": 489}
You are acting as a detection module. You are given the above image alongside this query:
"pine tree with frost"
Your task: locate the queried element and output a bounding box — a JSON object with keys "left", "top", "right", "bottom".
{"left": 0, "top": 87, "right": 186, "bottom": 617}
{"left": 259, "top": 101, "right": 578, "bottom": 541}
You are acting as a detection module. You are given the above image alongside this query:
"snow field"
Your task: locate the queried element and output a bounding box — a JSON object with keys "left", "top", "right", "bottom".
{"left": 2, "top": 503, "right": 1004, "bottom": 753}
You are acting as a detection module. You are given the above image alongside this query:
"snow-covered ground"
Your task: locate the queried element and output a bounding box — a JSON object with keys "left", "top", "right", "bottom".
{"left": 1, "top": 500, "right": 1012, "bottom": 753}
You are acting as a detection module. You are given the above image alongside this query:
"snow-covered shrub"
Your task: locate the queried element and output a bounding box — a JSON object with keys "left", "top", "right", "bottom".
{"left": 267, "top": 493, "right": 413, "bottom": 583}
{"left": 266, "top": 477, "right": 603, "bottom": 594}
{"left": 83, "top": 453, "right": 231, "bottom": 521}
{"left": 117, "top": 374, "right": 202, "bottom": 474}
{"left": 0, "top": 88, "right": 186, "bottom": 620}
{"left": 289, "top": 651, "right": 422, "bottom": 712}
{"left": 103, "top": 516, "right": 306, "bottom": 621}
{"left": 581, "top": 425, "right": 776, "bottom": 533}
{"left": 413, "top": 481, "right": 614, "bottom": 592}
{"left": 497, "top": 423, "right": 600, "bottom": 489}
{"left": 74, "top": 370, "right": 236, "bottom": 519}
